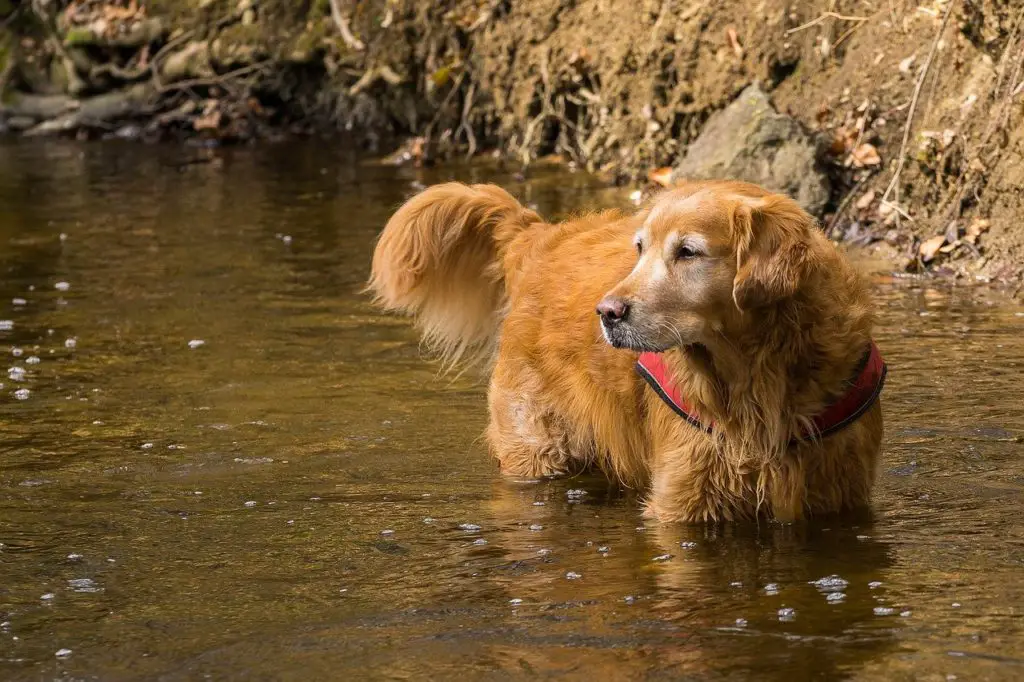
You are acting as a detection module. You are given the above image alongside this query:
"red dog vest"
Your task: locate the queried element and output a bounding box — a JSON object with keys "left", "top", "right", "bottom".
{"left": 636, "top": 342, "right": 887, "bottom": 441}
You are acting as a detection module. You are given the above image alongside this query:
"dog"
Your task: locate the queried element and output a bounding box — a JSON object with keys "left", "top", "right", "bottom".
{"left": 367, "top": 179, "right": 886, "bottom": 523}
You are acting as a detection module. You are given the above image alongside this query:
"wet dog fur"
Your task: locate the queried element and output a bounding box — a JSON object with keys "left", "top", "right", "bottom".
{"left": 367, "top": 180, "right": 883, "bottom": 522}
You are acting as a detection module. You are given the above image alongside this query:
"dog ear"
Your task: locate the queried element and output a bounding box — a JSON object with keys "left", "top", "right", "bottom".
{"left": 730, "top": 194, "right": 816, "bottom": 311}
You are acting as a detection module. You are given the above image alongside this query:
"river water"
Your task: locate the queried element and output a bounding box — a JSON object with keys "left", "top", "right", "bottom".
{"left": 1, "top": 141, "right": 1022, "bottom": 681}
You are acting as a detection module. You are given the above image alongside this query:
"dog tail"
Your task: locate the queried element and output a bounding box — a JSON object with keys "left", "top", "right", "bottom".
{"left": 367, "top": 182, "right": 542, "bottom": 370}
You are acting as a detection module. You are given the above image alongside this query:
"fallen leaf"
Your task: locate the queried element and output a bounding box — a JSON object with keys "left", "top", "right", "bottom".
{"left": 964, "top": 217, "right": 990, "bottom": 244}
{"left": 938, "top": 242, "right": 959, "bottom": 254}
{"left": 899, "top": 53, "right": 917, "bottom": 74}
{"left": 726, "top": 26, "right": 744, "bottom": 58}
{"left": 830, "top": 126, "right": 857, "bottom": 155}
{"left": 193, "top": 108, "right": 222, "bottom": 131}
{"left": 647, "top": 167, "right": 673, "bottom": 188}
{"left": 919, "top": 235, "right": 946, "bottom": 262}
{"left": 855, "top": 190, "right": 876, "bottom": 210}
{"left": 850, "top": 143, "right": 881, "bottom": 167}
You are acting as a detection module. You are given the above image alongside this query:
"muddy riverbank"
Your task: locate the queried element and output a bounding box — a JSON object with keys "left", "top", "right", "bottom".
{"left": 2, "top": 1, "right": 1023, "bottom": 286}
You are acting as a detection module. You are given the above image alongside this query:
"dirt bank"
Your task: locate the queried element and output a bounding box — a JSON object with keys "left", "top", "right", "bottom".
{"left": 2, "top": 1, "right": 1022, "bottom": 287}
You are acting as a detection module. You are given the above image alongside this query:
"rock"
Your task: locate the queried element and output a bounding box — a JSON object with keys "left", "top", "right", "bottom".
{"left": 672, "top": 84, "right": 830, "bottom": 216}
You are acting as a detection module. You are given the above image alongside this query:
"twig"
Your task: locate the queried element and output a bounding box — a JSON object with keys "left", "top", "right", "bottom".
{"left": 328, "top": 0, "right": 365, "bottom": 51}
{"left": 826, "top": 174, "right": 870, "bottom": 236}
{"left": 785, "top": 11, "right": 870, "bottom": 35}
{"left": 880, "top": 1, "right": 958, "bottom": 207}
{"left": 156, "top": 62, "right": 270, "bottom": 93}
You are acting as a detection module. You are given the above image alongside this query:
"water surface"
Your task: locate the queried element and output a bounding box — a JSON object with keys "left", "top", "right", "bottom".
{"left": 1, "top": 141, "right": 1022, "bottom": 681}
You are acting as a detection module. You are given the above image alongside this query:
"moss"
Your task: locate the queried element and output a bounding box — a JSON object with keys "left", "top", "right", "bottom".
{"left": 63, "top": 28, "right": 98, "bottom": 47}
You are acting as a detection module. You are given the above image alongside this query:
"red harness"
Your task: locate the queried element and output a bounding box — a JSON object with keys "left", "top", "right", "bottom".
{"left": 636, "top": 342, "right": 887, "bottom": 441}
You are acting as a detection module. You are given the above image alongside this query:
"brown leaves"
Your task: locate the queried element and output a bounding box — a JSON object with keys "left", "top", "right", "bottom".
{"left": 964, "top": 218, "right": 990, "bottom": 245}
{"left": 854, "top": 190, "right": 876, "bottom": 210}
{"left": 647, "top": 167, "right": 673, "bottom": 188}
{"left": 919, "top": 235, "right": 946, "bottom": 262}
{"left": 918, "top": 217, "right": 990, "bottom": 263}
{"left": 726, "top": 27, "right": 744, "bottom": 59}
{"left": 849, "top": 142, "right": 881, "bottom": 168}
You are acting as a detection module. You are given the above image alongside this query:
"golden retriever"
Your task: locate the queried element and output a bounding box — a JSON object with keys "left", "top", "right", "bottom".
{"left": 367, "top": 179, "right": 886, "bottom": 523}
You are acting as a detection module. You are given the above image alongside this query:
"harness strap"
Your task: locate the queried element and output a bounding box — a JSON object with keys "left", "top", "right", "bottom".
{"left": 636, "top": 342, "right": 887, "bottom": 442}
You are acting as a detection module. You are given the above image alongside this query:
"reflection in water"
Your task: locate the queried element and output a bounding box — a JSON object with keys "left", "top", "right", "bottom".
{"left": 0, "top": 141, "right": 1022, "bottom": 681}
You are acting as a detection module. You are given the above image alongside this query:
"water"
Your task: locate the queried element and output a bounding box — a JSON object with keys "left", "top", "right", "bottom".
{"left": 1, "top": 141, "right": 1022, "bottom": 681}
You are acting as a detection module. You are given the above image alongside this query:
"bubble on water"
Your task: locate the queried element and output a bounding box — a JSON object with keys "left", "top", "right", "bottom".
{"left": 13, "top": 388, "right": 30, "bottom": 400}
{"left": 827, "top": 592, "right": 846, "bottom": 604}
{"left": 281, "top": 235, "right": 293, "bottom": 245}
{"left": 12, "top": 298, "right": 26, "bottom": 306}
{"left": 244, "top": 501, "right": 257, "bottom": 508}
{"left": 735, "top": 618, "right": 748, "bottom": 627}
{"left": 25, "top": 356, "right": 40, "bottom": 365}
{"left": 868, "top": 581, "right": 883, "bottom": 589}
{"left": 635, "top": 526, "right": 646, "bottom": 532}
{"left": 422, "top": 517, "right": 435, "bottom": 524}
{"left": 810, "top": 575, "right": 849, "bottom": 593}
{"left": 55, "top": 282, "right": 71, "bottom": 292}
{"left": 188, "top": 339, "right": 205, "bottom": 349}
{"left": 8, "top": 367, "right": 26, "bottom": 382}
{"left": 309, "top": 497, "right": 321, "bottom": 502}
{"left": 777, "top": 607, "right": 796, "bottom": 622}
{"left": 64, "top": 338, "right": 77, "bottom": 349}
{"left": 68, "top": 578, "right": 101, "bottom": 593}
{"left": 566, "top": 489, "right": 587, "bottom": 500}
{"left": 458, "top": 523, "right": 482, "bottom": 531}
{"left": 652, "top": 554, "right": 674, "bottom": 562}
{"left": 951, "top": 602, "right": 961, "bottom": 608}
{"left": 509, "top": 598, "right": 523, "bottom": 605}
{"left": 0, "top": 321, "right": 12, "bottom": 332}
{"left": 623, "top": 595, "right": 636, "bottom": 604}
{"left": 41, "top": 593, "right": 55, "bottom": 601}
{"left": 92, "top": 421, "right": 103, "bottom": 425}
{"left": 60, "top": 233, "right": 68, "bottom": 242}
{"left": 67, "top": 553, "right": 83, "bottom": 561}
{"left": 537, "top": 549, "right": 551, "bottom": 556}
{"left": 679, "top": 541, "right": 697, "bottom": 549}
{"left": 598, "top": 546, "right": 610, "bottom": 553}
{"left": 528, "top": 524, "right": 544, "bottom": 531}
{"left": 55, "top": 648, "right": 72, "bottom": 658}
{"left": 532, "top": 501, "right": 546, "bottom": 506}
{"left": 873, "top": 606, "right": 897, "bottom": 616}
{"left": 141, "top": 443, "right": 154, "bottom": 449}
{"left": 565, "top": 571, "right": 582, "bottom": 580}
{"left": 900, "top": 610, "right": 913, "bottom": 617}
{"left": 764, "top": 583, "right": 780, "bottom": 595}
{"left": 287, "top": 520, "right": 295, "bottom": 525}
{"left": 380, "top": 529, "right": 395, "bottom": 536}
{"left": 11, "top": 347, "right": 23, "bottom": 357}
{"left": 730, "top": 581, "right": 743, "bottom": 588}
{"left": 472, "top": 538, "right": 488, "bottom": 546}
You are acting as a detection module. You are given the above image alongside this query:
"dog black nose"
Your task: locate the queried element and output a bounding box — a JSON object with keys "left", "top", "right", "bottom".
{"left": 596, "top": 297, "right": 630, "bottom": 324}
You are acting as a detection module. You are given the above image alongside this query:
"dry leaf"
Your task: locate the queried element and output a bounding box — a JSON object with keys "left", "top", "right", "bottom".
{"left": 193, "top": 108, "right": 222, "bottom": 131}
{"left": 647, "top": 167, "right": 673, "bottom": 188}
{"left": 855, "top": 190, "right": 876, "bottom": 210}
{"left": 919, "top": 235, "right": 946, "bottom": 262}
{"left": 938, "top": 242, "right": 959, "bottom": 254}
{"left": 964, "top": 217, "right": 990, "bottom": 244}
{"left": 899, "top": 53, "right": 917, "bottom": 74}
{"left": 850, "top": 143, "right": 881, "bottom": 167}
{"left": 726, "top": 26, "right": 744, "bottom": 58}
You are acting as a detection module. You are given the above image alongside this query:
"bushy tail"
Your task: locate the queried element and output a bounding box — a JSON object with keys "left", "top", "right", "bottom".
{"left": 367, "top": 182, "right": 541, "bottom": 369}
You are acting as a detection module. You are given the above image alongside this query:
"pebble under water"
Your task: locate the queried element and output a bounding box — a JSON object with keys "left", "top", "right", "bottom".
{"left": 1, "top": 141, "right": 1023, "bottom": 681}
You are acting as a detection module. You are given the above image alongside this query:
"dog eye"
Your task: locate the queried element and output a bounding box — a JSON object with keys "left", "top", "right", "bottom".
{"left": 635, "top": 241, "right": 643, "bottom": 256}
{"left": 676, "top": 245, "right": 700, "bottom": 260}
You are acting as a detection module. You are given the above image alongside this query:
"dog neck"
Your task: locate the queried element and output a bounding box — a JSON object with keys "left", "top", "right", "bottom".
{"left": 664, "top": 282, "right": 874, "bottom": 458}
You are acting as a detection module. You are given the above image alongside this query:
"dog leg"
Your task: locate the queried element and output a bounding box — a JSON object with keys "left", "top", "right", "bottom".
{"left": 486, "top": 381, "right": 591, "bottom": 479}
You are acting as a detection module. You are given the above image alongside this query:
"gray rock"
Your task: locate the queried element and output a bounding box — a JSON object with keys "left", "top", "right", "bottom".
{"left": 672, "top": 84, "right": 830, "bottom": 215}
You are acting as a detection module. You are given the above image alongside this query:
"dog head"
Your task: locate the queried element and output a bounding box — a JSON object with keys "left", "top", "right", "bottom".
{"left": 597, "top": 182, "right": 818, "bottom": 352}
